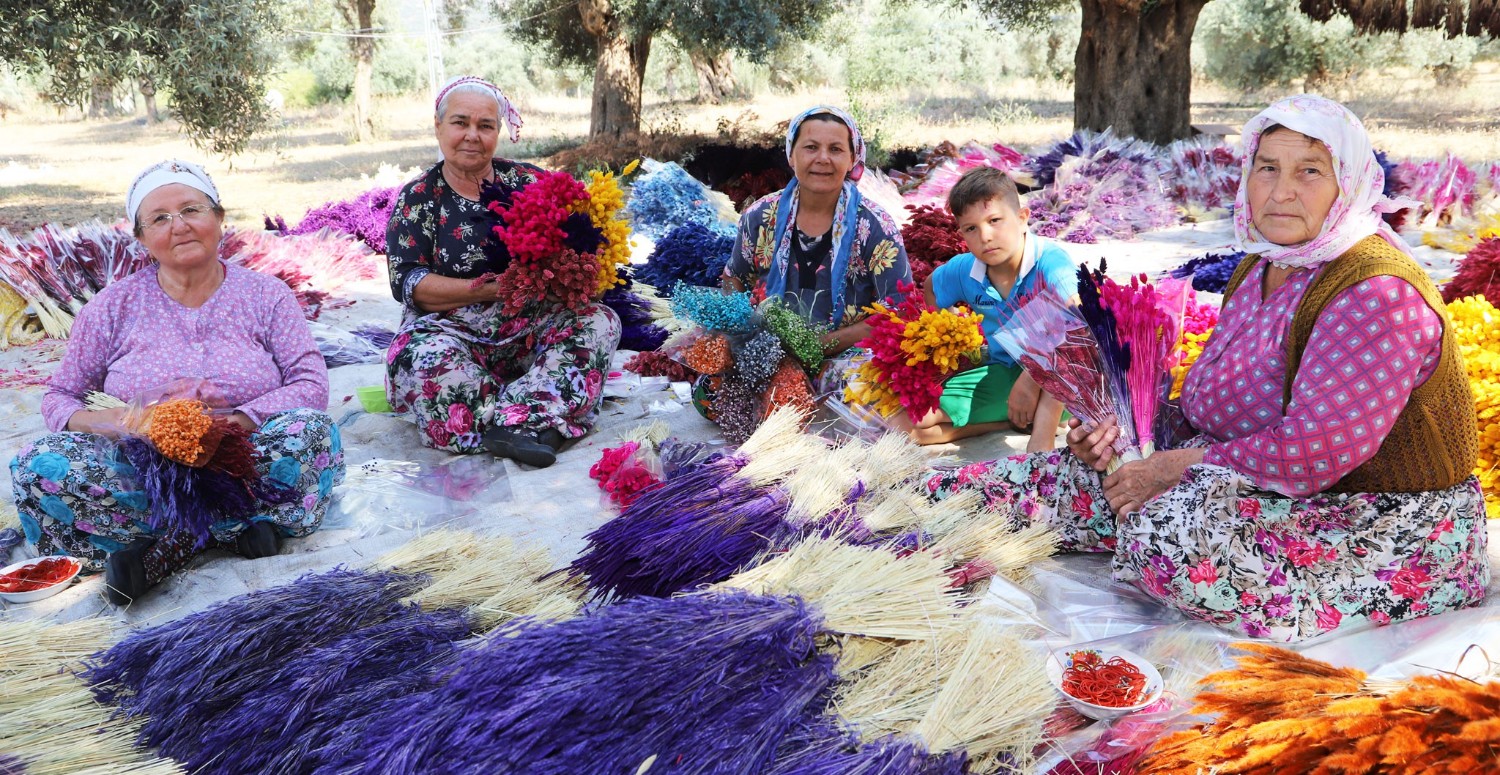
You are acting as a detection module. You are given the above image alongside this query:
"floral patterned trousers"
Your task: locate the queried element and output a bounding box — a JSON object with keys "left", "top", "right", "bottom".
{"left": 926, "top": 449, "right": 1490, "bottom": 642}
{"left": 9, "top": 409, "right": 346, "bottom": 573}
{"left": 386, "top": 300, "right": 621, "bottom": 454}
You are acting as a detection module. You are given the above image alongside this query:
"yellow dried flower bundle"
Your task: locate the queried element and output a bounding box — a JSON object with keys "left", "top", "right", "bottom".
{"left": 1447, "top": 294, "right": 1500, "bottom": 518}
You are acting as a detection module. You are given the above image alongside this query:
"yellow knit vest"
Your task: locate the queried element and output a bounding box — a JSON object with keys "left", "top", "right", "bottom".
{"left": 1221, "top": 235, "right": 1477, "bottom": 494}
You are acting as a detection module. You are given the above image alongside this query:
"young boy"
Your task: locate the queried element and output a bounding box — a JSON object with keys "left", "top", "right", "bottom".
{"left": 895, "top": 167, "right": 1076, "bottom": 450}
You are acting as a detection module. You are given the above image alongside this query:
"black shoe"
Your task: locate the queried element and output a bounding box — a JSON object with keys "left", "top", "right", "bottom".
{"left": 236, "top": 521, "right": 282, "bottom": 560}
{"left": 483, "top": 427, "right": 557, "bottom": 468}
{"left": 537, "top": 428, "right": 567, "bottom": 452}
{"left": 104, "top": 539, "right": 153, "bottom": 606}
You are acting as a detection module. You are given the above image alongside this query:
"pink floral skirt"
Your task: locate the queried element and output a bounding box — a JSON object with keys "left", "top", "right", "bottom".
{"left": 926, "top": 449, "right": 1489, "bottom": 642}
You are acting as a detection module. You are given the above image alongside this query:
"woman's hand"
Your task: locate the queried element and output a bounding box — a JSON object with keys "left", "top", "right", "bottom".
{"left": 65, "top": 408, "right": 128, "bottom": 438}
{"left": 1101, "top": 448, "right": 1205, "bottom": 518}
{"left": 1065, "top": 416, "right": 1119, "bottom": 472}
{"left": 227, "top": 411, "right": 259, "bottom": 432}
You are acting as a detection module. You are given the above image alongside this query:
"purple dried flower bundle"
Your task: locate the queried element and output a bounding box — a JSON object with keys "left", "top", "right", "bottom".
{"left": 1168, "top": 248, "right": 1244, "bottom": 294}
{"left": 82, "top": 568, "right": 428, "bottom": 762}
{"left": 766, "top": 717, "right": 969, "bottom": 775}
{"left": 197, "top": 607, "right": 472, "bottom": 774}
{"left": 347, "top": 591, "right": 837, "bottom": 775}
{"left": 639, "top": 222, "right": 737, "bottom": 295}
{"left": 118, "top": 437, "right": 257, "bottom": 548}
{"left": 602, "top": 271, "right": 670, "bottom": 351}
{"left": 570, "top": 456, "right": 792, "bottom": 600}
{"left": 270, "top": 185, "right": 400, "bottom": 254}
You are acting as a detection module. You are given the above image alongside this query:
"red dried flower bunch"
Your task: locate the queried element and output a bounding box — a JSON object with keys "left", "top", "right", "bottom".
{"left": 900, "top": 204, "right": 967, "bottom": 285}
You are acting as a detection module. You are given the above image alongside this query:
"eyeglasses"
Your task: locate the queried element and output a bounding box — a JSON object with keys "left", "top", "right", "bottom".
{"left": 142, "top": 204, "right": 215, "bottom": 234}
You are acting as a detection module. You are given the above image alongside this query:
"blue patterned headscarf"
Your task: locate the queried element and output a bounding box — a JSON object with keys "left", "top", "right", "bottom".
{"left": 767, "top": 106, "right": 867, "bottom": 326}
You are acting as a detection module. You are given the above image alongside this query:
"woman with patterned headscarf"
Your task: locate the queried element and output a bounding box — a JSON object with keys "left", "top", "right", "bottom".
{"left": 926, "top": 95, "right": 1486, "bottom": 642}
{"left": 384, "top": 76, "right": 621, "bottom": 469}
{"left": 722, "top": 106, "right": 912, "bottom": 355}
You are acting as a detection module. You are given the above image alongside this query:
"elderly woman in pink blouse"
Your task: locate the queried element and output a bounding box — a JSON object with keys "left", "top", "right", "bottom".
{"left": 8, "top": 160, "right": 345, "bottom": 604}
{"left": 927, "top": 96, "right": 1487, "bottom": 642}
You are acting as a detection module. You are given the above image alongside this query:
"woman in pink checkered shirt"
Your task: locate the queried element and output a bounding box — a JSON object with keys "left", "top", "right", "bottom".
{"left": 926, "top": 96, "right": 1487, "bottom": 642}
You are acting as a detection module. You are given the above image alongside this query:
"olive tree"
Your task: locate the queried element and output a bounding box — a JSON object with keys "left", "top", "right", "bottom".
{"left": 1, "top": 0, "right": 285, "bottom": 156}
{"left": 964, "top": 0, "right": 1499, "bottom": 144}
{"left": 508, "top": 0, "right": 841, "bottom": 139}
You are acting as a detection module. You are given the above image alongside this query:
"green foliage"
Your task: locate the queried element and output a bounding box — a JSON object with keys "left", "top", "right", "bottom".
{"left": 1196, "top": 0, "right": 1487, "bottom": 91}
{"left": 953, "top": 0, "right": 1072, "bottom": 31}
{"left": 0, "top": 0, "right": 284, "bottom": 155}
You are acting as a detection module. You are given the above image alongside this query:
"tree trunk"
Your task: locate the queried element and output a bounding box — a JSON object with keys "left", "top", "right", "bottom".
{"left": 1073, "top": 0, "right": 1208, "bottom": 144}
{"left": 690, "top": 49, "right": 737, "bottom": 103}
{"left": 579, "top": 0, "right": 651, "bottom": 139}
{"left": 87, "top": 76, "right": 114, "bottom": 119}
{"left": 139, "top": 76, "right": 160, "bottom": 123}
{"left": 345, "top": 0, "right": 377, "bottom": 142}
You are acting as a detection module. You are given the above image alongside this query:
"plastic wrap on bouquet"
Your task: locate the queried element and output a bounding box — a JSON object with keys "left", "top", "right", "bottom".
{"left": 1087, "top": 268, "right": 1190, "bottom": 457}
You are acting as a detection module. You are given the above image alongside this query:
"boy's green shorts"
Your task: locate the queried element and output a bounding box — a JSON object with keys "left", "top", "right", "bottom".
{"left": 937, "top": 363, "right": 1021, "bottom": 428}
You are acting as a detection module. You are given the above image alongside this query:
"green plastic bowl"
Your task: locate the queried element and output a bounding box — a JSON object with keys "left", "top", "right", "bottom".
{"left": 356, "top": 385, "right": 392, "bottom": 413}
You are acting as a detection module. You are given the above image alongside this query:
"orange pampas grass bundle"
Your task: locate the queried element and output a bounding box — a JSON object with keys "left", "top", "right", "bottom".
{"left": 1138, "top": 643, "right": 1500, "bottom": 774}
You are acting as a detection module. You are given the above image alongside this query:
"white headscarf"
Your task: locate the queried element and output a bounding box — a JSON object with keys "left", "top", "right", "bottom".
{"left": 126, "top": 159, "right": 220, "bottom": 227}
{"left": 1234, "top": 95, "right": 1419, "bottom": 269}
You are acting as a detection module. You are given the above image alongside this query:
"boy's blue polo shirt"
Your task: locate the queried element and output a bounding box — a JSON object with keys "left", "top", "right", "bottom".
{"left": 929, "top": 233, "right": 1079, "bottom": 367}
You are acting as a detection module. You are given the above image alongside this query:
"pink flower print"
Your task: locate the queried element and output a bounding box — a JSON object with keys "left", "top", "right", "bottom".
{"left": 1427, "top": 518, "right": 1454, "bottom": 540}
{"left": 500, "top": 405, "right": 530, "bottom": 426}
{"left": 446, "top": 403, "right": 474, "bottom": 435}
{"left": 1370, "top": 610, "right": 1391, "bottom": 625}
{"left": 955, "top": 462, "right": 990, "bottom": 485}
{"left": 1237, "top": 499, "right": 1262, "bottom": 519}
{"left": 287, "top": 421, "right": 307, "bottom": 437}
{"left": 1140, "top": 563, "right": 1173, "bottom": 597}
{"left": 1240, "top": 591, "right": 1261, "bottom": 608}
{"left": 112, "top": 512, "right": 132, "bottom": 524}
{"left": 75, "top": 520, "right": 95, "bottom": 534}
{"left": 422, "top": 380, "right": 442, "bottom": 400}
{"left": 426, "top": 421, "right": 453, "bottom": 448}
{"left": 1315, "top": 602, "right": 1342, "bottom": 632}
{"left": 584, "top": 369, "right": 603, "bottom": 401}
{"left": 314, "top": 452, "right": 330, "bottom": 470}
{"left": 1266, "top": 565, "right": 1287, "bottom": 587}
{"left": 1187, "top": 558, "right": 1218, "bottom": 585}
{"left": 87, "top": 485, "right": 108, "bottom": 498}
{"left": 1071, "top": 490, "right": 1094, "bottom": 518}
{"left": 303, "top": 493, "right": 319, "bottom": 511}
{"left": 1285, "top": 540, "right": 1323, "bottom": 568}
{"left": 389, "top": 333, "right": 412, "bottom": 364}
{"left": 39, "top": 478, "right": 61, "bottom": 494}
{"left": 1388, "top": 565, "right": 1433, "bottom": 600}
{"left": 1241, "top": 617, "right": 1270, "bottom": 638}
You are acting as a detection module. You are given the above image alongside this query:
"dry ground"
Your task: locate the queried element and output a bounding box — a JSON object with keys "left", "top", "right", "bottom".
{"left": 2, "top": 65, "right": 1498, "bottom": 233}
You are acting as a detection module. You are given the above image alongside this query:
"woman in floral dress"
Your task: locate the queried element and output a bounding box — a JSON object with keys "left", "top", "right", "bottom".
{"left": 385, "top": 76, "right": 620, "bottom": 468}
{"left": 928, "top": 95, "right": 1488, "bottom": 642}
{"left": 722, "top": 106, "right": 911, "bottom": 355}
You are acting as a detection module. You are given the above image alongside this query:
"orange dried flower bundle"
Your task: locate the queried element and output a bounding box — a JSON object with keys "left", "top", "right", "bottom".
{"left": 145, "top": 399, "right": 217, "bottom": 465}
{"left": 1138, "top": 642, "right": 1500, "bottom": 775}
{"left": 682, "top": 333, "right": 733, "bottom": 375}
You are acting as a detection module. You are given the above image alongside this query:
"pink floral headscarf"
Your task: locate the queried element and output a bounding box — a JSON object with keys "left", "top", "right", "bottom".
{"left": 435, "top": 75, "right": 524, "bottom": 144}
{"left": 1234, "top": 95, "right": 1418, "bottom": 269}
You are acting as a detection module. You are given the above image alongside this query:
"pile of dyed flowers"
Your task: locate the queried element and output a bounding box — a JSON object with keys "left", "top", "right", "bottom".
{"left": 900, "top": 204, "right": 968, "bottom": 285}
{"left": 480, "top": 163, "right": 636, "bottom": 315}
{"left": 637, "top": 221, "right": 736, "bottom": 295}
{"left": 1163, "top": 137, "right": 1241, "bottom": 220}
{"left": 1441, "top": 234, "right": 1500, "bottom": 303}
{"left": 624, "top": 159, "right": 733, "bottom": 240}
{"left": 657, "top": 285, "right": 826, "bottom": 443}
{"left": 1446, "top": 293, "right": 1500, "bottom": 519}
{"left": 588, "top": 440, "right": 663, "bottom": 507}
{"left": 1024, "top": 132, "right": 1179, "bottom": 244}
{"left": 1168, "top": 248, "right": 1244, "bottom": 295}
{"left": 1169, "top": 293, "right": 1219, "bottom": 401}
{"left": 0, "top": 221, "right": 152, "bottom": 340}
{"left": 265, "top": 185, "right": 399, "bottom": 255}
{"left": 844, "top": 285, "right": 985, "bottom": 420}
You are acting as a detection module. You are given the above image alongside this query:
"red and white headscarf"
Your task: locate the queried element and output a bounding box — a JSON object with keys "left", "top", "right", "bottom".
{"left": 1234, "top": 95, "right": 1418, "bottom": 269}
{"left": 435, "top": 75, "right": 524, "bottom": 144}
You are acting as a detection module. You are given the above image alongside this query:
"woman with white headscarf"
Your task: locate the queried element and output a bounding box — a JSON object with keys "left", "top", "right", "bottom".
{"left": 722, "top": 106, "right": 911, "bottom": 354}
{"left": 10, "top": 159, "right": 343, "bottom": 604}
{"left": 926, "top": 95, "right": 1486, "bottom": 642}
{"left": 384, "top": 75, "right": 620, "bottom": 468}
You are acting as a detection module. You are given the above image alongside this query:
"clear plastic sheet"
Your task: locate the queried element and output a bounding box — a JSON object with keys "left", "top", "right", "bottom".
{"left": 323, "top": 456, "right": 513, "bottom": 538}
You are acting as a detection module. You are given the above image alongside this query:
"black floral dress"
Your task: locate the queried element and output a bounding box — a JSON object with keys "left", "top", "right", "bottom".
{"left": 384, "top": 160, "right": 621, "bottom": 453}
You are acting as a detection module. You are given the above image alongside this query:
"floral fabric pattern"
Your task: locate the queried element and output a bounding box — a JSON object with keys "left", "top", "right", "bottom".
{"left": 383, "top": 157, "right": 621, "bottom": 452}
{"left": 9, "top": 408, "right": 346, "bottom": 572}
{"left": 926, "top": 450, "right": 1489, "bottom": 642}
{"left": 726, "top": 192, "right": 910, "bottom": 328}
{"left": 386, "top": 300, "right": 620, "bottom": 453}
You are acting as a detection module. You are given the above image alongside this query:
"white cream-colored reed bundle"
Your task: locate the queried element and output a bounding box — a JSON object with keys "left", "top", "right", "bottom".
{"left": 716, "top": 535, "right": 967, "bottom": 641}
{"left": 373, "top": 529, "right": 580, "bottom": 629}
